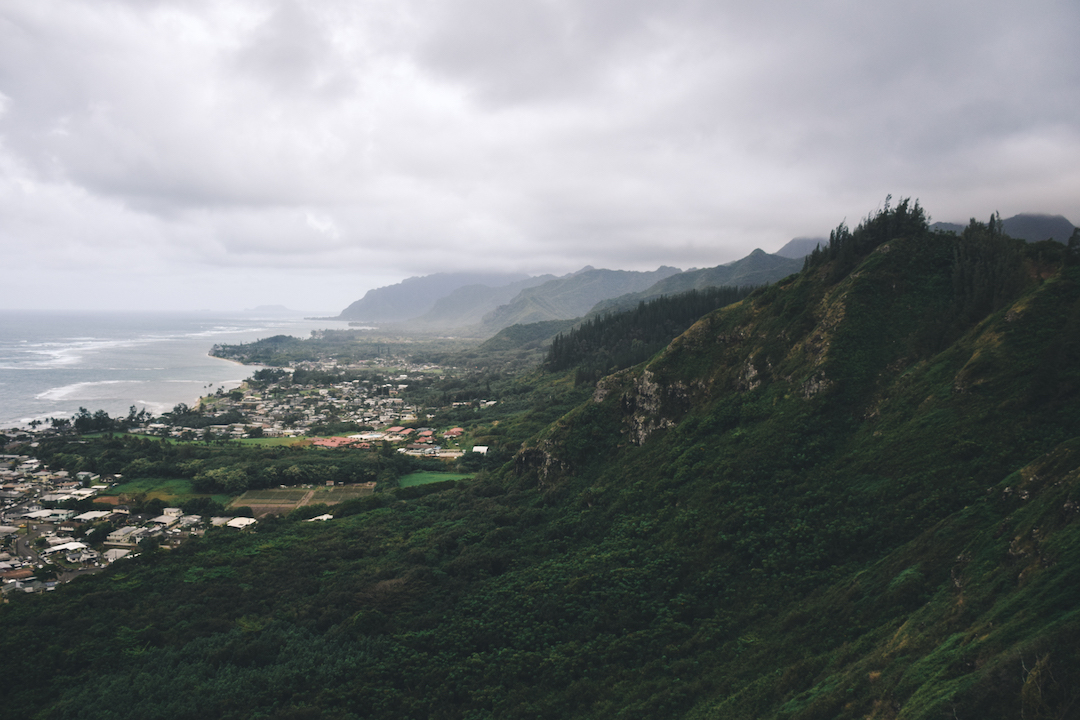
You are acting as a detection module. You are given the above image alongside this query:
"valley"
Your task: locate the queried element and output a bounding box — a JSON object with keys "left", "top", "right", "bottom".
{"left": 1, "top": 205, "right": 1079, "bottom": 719}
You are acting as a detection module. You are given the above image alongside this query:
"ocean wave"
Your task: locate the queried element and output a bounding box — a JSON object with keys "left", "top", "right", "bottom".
{"left": 135, "top": 399, "right": 175, "bottom": 414}
{"left": 36, "top": 380, "right": 138, "bottom": 401}
{"left": 21, "top": 337, "right": 152, "bottom": 367}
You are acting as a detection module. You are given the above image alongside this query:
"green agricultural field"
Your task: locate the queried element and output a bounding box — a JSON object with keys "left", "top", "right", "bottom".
{"left": 398, "top": 471, "right": 473, "bottom": 487}
{"left": 237, "top": 488, "right": 310, "bottom": 501}
{"left": 83, "top": 432, "right": 175, "bottom": 443}
{"left": 101, "top": 477, "right": 193, "bottom": 498}
{"left": 234, "top": 437, "right": 305, "bottom": 447}
{"left": 97, "top": 477, "right": 228, "bottom": 506}
{"left": 229, "top": 484, "right": 377, "bottom": 516}
{"left": 308, "top": 485, "right": 378, "bottom": 502}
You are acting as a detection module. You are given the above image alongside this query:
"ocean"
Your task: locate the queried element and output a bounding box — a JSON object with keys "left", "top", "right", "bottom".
{"left": 0, "top": 310, "right": 351, "bottom": 428}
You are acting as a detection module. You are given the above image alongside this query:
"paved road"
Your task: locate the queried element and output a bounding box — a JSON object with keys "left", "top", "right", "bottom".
{"left": 13, "top": 523, "right": 104, "bottom": 583}
{"left": 14, "top": 523, "right": 45, "bottom": 564}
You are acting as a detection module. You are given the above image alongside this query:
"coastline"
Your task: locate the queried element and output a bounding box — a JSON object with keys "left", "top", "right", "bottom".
{"left": 0, "top": 311, "right": 337, "bottom": 430}
{"left": 206, "top": 351, "right": 266, "bottom": 368}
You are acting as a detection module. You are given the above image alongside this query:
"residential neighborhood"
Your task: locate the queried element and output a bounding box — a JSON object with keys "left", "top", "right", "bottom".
{"left": 126, "top": 361, "right": 489, "bottom": 457}
{"left": 1, "top": 453, "right": 259, "bottom": 596}
{"left": 1, "top": 359, "right": 498, "bottom": 597}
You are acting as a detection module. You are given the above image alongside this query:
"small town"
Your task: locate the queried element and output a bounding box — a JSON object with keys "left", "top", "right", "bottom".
{"left": 0, "top": 451, "right": 268, "bottom": 596}
{"left": 1, "top": 360, "right": 493, "bottom": 597}
{"left": 139, "top": 360, "right": 491, "bottom": 458}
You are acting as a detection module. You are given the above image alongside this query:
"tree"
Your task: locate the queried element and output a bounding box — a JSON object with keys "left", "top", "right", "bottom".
{"left": 1067, "top": 228, "right": 1080, "bottom": 267}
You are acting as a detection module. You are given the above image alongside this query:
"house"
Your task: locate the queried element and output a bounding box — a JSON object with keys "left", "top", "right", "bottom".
{"left": 149, "top": 514, "right": 180, "bottom": 529}
{"left": 73, "top": 510, "right": 112, "bottom": 523}
{"left": 1, "top": 568, "right": 34, "bottom": 581}
{"left": 106, "top": 526, "right": 150, "bottom": 545}
{"left": 41, "top": 541, "right": 88, "bottom": 556}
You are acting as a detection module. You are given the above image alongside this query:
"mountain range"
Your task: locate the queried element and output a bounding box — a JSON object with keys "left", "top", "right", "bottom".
{"left": 3, "top": 201, "right": 1080, "bottom": 718}
{"left": 336, "top": 272, "right": 533, "bottom": 323}
{"left": 588, "top": 249, "right": 802, "bottom": 316}
{"left": 335, "top": 253, "right": 799, "bottom": 335}
{"left": 7, "top": 201, "right": 1080, "bottom": 718}
{"left": 930, "top": 212, "right": 1076, "bottom": 243}
{"left": 333, "top": 213, "right": 1075, "bottom": 337}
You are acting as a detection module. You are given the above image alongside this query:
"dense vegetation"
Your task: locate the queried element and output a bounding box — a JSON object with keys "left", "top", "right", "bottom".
{"left": 32, "top": 433, "right": 418, "bottom": 493}
{"left": 544, "top": 285, "right": 755, "bottom": 384}
{"left": 212, "top": 332, "right": 473, "bottom": 367}
{"left": 4, "top": 201, "right": 1080, "bottom": 718}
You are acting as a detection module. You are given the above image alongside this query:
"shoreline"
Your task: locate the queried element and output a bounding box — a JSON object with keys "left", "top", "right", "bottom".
{"left": 1, "top": 313, "right": 334, "bottom": 432}
{"left": 206, "top": 351, "right": 267, "bottom": 369}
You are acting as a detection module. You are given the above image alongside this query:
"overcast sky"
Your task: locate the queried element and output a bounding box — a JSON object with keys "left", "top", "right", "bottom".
{"left": 1, "top": 0, "right": 1078, "bottom": 312}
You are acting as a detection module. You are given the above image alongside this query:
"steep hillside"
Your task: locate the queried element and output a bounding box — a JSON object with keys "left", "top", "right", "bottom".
{"left": 933, "top": 213, "right": 1076, "bottom": 244}
{"left": 1001, "top": 213, "right": 1075, "bottom": 244}
{"left": 517, "top": 202, "right": 1080, "bottom": 718}
{"left": 545, "top": 285, "right": 755, "bottom": 385}
{"left": 775, "top": 236, "right": 827, "bottom": 259}
{"left": 478, "top": 319, "right": 577, "bottom": 353}
{"left": 3, "top": 203, "right": 1080, "bottom": 719}
{"left": 479, "top": 266, "right": 681, "bottom": 332}
{"left": 590, "top": 249, "right": 801, "bottom": 315}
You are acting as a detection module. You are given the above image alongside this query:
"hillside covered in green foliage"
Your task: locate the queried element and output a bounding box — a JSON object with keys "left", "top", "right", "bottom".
{"left": 3, "top": 201, "right": 1080, "bottom": 719}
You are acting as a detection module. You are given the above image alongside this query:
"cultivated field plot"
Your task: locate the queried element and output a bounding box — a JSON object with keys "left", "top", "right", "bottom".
{"left": 399, "top": 472, "right": 473, "bottom": 487}
{"left": 229, "top": 483, "right": 376, "bottom": 517}
{"left": 97, "top": 478, "right": 230, "bottom": 506}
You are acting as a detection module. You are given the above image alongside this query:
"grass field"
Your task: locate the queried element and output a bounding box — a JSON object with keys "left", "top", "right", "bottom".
{"left": 83, "top": 432, "right": 174, "bottom": 442}
{"left": 234, "top": 437, "right": 306, "bottom": 447}
{"left": 97, "top": 477, "right": 229, "bottom": 506}
{"left": 101, "top": 477, "right": 194, "bottom": 498}
{"left": 229, "top": 483, "right": 377, "bottom": 517}
{"left": 398, "top": 472, "right": 473, "bottom": 487}
{"left": 237, "top": 488, "right": 310, "bottom": 501}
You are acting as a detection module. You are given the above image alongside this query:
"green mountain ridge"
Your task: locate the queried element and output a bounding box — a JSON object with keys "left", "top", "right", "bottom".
{"left": 588, "top": 249, "right": 802, "bottom": 316}
{"left": 336, "top": 272, "right": 533, "bottom": 322}
{"left": 932, "top": 213, "right": 1075, "bottom": 244}
{"left": 477, "top": 266, "right": 683, "bottom": 332}
{"left": 775, "top": 236, "right": 828, "bottom": 259}
{"left": 4, "top": 202, "right": 1080, "bottom": 718}
{"left": 403, "top": 275, "right": 559, "bottom": 332}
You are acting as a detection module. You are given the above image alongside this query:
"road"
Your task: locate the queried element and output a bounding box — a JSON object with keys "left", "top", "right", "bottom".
{"left": 11, "top": 522, "right": 103, "bottom": 583}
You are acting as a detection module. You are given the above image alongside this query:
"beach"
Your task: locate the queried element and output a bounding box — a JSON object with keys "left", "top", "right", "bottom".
{"left": 0, "top": 310, "right": 348, "bottom": 427}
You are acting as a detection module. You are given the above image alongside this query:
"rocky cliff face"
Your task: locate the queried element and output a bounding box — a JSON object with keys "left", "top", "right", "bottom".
{"left": 516, "top": 216, "right": 1074, "bottom": 498}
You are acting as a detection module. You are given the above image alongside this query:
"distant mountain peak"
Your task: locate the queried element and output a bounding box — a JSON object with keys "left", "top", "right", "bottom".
{"left": 776, "top": 237, "right": 827, "bottom": 259}
{"left": 335, "top": 271, "right": 532, "bottom": 322}
{"left": 932, "top": 213, "right": 1075, "bottom": 244}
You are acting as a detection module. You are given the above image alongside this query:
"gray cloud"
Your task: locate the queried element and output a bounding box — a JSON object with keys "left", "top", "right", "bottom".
{"left": 1, "top": 0, "right": 1078, "bottom": 311}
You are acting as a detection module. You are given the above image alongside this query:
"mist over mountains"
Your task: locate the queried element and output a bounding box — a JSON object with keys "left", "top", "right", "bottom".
{"left": 330, "top": 212, "right": 1075, "bottom": 336}
{"left": 335, "top": 272, "right": 533, "bottom": 323}
{"left": 6, "top": 201, "right": 1080, "bottom": 718}
{"left": 930, "top": 213, "right": 1075, "bottom": 243}
{"left": 334, "top": 253, "right": 798, "bottom": 335}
